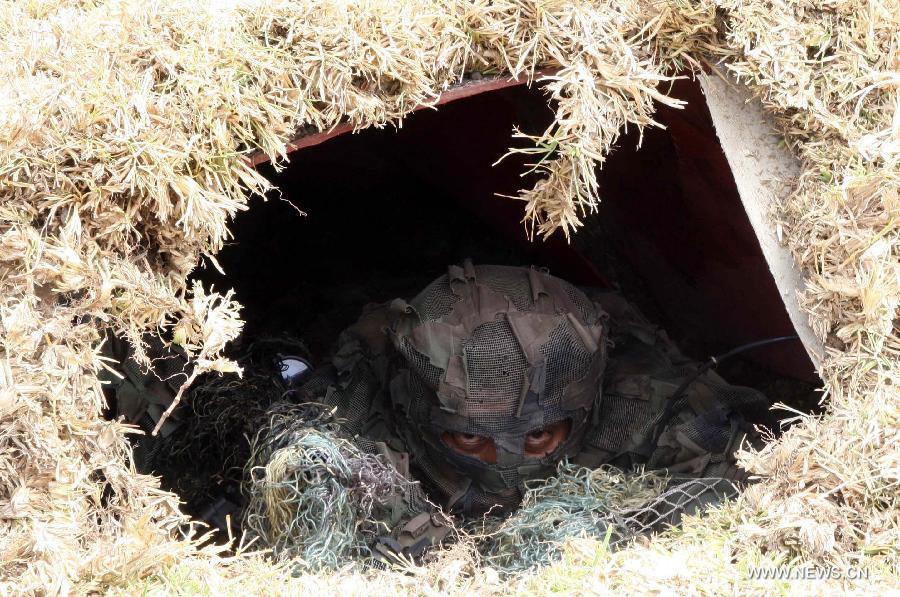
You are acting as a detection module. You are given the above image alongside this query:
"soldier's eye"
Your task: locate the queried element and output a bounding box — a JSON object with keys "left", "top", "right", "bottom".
{"left": 524, "top": 428, "right": 553, "bottom": 450}
{"left": 449, "top": 432, "right": 490, "bottom": 450}
{"left": 524, "top": 420, "right": 571, "bottom": 456}
{"left": 441, "top": 431, "right": 498, "bottom": 464}
{"left": 443, "top": 431, "right": 496, "bottom": 455}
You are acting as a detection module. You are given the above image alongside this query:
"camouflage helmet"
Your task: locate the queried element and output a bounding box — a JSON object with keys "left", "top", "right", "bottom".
{"left": 387, "top": 261, "right": 608, "bottom": 515}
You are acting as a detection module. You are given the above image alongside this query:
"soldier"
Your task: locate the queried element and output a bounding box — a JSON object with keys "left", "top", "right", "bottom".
{"left": 102, "top": 261, "right": 775, "bottom": 559}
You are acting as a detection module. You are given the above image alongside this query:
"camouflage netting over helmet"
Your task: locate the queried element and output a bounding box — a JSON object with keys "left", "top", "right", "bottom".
{"left": 387, "top": 261, "right": 608, "bottom": 515}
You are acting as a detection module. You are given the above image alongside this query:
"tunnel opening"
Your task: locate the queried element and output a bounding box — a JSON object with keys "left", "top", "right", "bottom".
{"left": 202, "top": 77, "right": 818, "bottom": 396}
{"left": 126, "top": 77, "right": 822, "bottom": 543}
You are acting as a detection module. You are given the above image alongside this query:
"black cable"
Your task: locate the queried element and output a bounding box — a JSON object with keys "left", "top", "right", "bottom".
{"left": 638, "top": 335, "right": 800, "bottom": 457}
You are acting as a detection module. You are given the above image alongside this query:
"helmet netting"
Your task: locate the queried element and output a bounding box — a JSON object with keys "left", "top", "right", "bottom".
{"left": 389, "top": 263, "right": 608, "bottom": 514}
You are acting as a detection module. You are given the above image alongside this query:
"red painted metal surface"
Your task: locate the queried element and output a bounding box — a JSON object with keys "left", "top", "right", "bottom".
{"left": 249, "top": 73, "right": 546, "bottom": 167}
{"left": 594, "top": 79, "right": 816, "bottom": 380}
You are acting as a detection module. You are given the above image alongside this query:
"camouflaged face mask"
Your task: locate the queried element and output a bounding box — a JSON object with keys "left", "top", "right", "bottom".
{"left": 387, "top": 261, "right": 609, "bottom": 514}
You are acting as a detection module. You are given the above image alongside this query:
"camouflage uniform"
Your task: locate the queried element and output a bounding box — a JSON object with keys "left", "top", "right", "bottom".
{"left": 102, "top": 262, "right": 769, "bottom": 557}
{"left": 288, "top": 263, "right": 768, "bottom": 554}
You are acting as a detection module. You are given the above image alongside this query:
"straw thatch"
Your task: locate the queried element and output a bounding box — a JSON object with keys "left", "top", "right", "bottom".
{"left": 1, "top": 0, "right": 897, "bottom": 594}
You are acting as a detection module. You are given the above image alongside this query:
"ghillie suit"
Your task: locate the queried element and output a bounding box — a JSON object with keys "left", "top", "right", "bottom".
{"left": 102, "top": 262, "right": 771, "bottom": 565}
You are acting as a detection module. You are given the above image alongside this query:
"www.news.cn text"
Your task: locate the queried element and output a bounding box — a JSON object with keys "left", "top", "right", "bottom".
{"left": 747, "top": 566, "right": 870, "bottom": 581}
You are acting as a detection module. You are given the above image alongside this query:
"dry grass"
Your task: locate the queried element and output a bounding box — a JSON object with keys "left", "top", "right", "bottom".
{"left": 0, "top": 0, "right": 897, "bottom": 594}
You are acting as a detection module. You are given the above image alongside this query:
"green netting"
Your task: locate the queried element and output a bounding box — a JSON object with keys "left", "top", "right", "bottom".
{"left": 470, "top": 464, "right": 739, "bottom": 574}
{"left": 242, "top": 405, "right": 409, "bottom": 571}
{"left": 241, "top": 407, "right": 738, "bottom": 575}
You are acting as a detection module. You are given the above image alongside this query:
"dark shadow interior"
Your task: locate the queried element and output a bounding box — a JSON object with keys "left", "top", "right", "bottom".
{"left": 163, "top": 79, "right": 822, "bottom": 531}
{"left": 195, "top": 78, "right": 819, "bottom": 405}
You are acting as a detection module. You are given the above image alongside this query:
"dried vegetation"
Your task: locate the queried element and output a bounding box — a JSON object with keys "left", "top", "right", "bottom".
{"left": 0, "top": 0, "right": 897, "bottom": 594}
